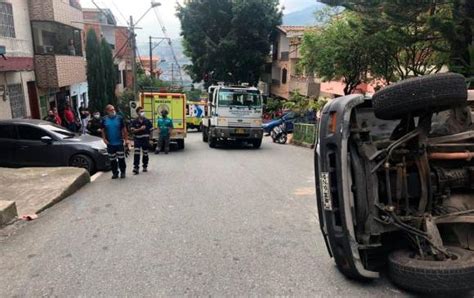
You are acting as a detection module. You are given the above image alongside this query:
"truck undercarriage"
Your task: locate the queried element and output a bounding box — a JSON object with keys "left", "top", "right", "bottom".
{"left": 316, "top": 73, "right": 474, "bottom": 293}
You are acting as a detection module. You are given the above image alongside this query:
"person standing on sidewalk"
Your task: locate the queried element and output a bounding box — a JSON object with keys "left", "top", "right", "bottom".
{"left": 131, "top": 107, "right": 153, "bottom": 174}
{"left": 79, "top": 103, "right": 90, "bottom": 135}
{"left": 64, "top": 105, "right": 76, "bottom": 132}
{"left": 155, "top": 109, "right": 173, "bottom": 155}
{"left": 87, "top": 111, "right": 103, "bottom": 137}
{"left": 101, "top": 105, "right": 129, "bottom": 179}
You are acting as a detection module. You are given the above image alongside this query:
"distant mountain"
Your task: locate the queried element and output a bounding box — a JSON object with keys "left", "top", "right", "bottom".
{"left": 282, "top": 3, "right": 327, "bottom": 26}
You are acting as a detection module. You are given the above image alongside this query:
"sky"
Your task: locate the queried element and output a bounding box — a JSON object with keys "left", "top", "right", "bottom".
{"left": 80, "top": 0, "right": 316, "bottom": 42}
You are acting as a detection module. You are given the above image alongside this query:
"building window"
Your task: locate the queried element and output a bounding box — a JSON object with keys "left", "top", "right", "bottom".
{"left": 31, "top": 21, "right": 83, "bottom": 56}
{"left": 115, "top": 65, "right": 122, "bottom": 84}
{"left": 282, "top": 68, "right": 288, "bottom": 85}
{"left": 0, "top": 2, "right": 15, "bottom": 38}
{"left": 122, "top": 70, "right": 127, "bottom": 87}
{"left": 8, "top": 84, "right": 26, "bottom": 119}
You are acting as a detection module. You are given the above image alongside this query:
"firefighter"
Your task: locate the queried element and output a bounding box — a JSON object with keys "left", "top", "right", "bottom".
{"left": 130, "top": 107, "right": 153, "bottom": 174}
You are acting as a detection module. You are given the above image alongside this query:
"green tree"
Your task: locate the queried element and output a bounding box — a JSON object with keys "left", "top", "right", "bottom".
{"left": 319, "top": 0, "right": 473, "bottom": 78}
{"left": 177, "top": 0, "right": 282, "bottom": 86}
{"left": 100, "top": 39, "right": 117, "bottom": 107}
{"left": 283, "top": 91, "right": 327, "bottom": 117}
{"left": 300, "top": 13, "right": 370, "bottom": 95}
{"left": 86, "top": 29, "right": 106, "bottom": 113}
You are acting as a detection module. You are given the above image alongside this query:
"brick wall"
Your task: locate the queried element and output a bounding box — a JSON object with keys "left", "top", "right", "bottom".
{"left": 34, "top": 55, "right": 58, "bottom": 88}
{"left": 28, "top": 0, "right": 54, "bottom": 21}
{"left": 29, "top": 0, "right": 83, "bottom": 29}
{"left": 52, "top": 0, "right": 83, "bottom": 29}
{"left": 34, "top": 55, "right": 86, "bottom": 88}
{"left": 56, "top": 56, "right": 86, "bottom": 87}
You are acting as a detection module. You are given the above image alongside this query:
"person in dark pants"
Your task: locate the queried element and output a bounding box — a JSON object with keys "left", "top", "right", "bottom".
{"left": 131, "top": 107, "right": 153, "bottom": 175}
{"left": 155, "top": 110, "right": 173, "bottom": 154}
{"left": 101, "top": 105, "right": 129, "bottom": 179}
{"left": 87, "top": 111, "right": 103, "bottom": 137}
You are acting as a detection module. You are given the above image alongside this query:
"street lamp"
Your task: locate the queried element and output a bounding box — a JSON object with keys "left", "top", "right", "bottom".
{"left": 131, "top": 2, "right": 162, "bottom": 101}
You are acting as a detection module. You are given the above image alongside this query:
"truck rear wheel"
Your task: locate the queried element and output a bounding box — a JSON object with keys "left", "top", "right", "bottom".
{"left": 177, "top": 139, "right": 185, "bottom": 150}
{"left": 388, "top": 246, "right": 474, "bottom": 294}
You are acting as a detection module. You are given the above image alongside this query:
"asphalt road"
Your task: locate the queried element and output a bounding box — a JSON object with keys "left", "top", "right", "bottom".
{"left": 0, "top": 133, "right": 406, "bottom": 296}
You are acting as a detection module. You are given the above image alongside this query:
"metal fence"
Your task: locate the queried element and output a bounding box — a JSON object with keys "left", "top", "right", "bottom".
{"left": 292, "top": 123, "right": 317, "bottom": 147}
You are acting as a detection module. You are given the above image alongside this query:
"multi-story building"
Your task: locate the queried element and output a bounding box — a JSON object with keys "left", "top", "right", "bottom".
{"left": 0, "top": 0, "right": 37, "bottom": 120}
{"left": 83, "top": 8, "right": 133, "bottom": 95}
{"left": 138, "top": 55, "right": 162, "bottom": 78}
{"left": 261, "top": 26, "right": 320, "bottom": 100}
{"left": 28, "top": 0, "right": 88, "bottom": 117}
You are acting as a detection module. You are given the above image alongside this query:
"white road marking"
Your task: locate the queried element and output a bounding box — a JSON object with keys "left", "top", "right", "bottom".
{"left": 90, "top": 171, "right": 104, "bottom": 182}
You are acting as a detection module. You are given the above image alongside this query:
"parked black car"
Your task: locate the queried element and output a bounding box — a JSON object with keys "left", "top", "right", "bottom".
{"left": 0, "top": 119, "right": 110, "bottom": 174}
{"left": 315, "top": 73, "right": 474, "bottom": 294}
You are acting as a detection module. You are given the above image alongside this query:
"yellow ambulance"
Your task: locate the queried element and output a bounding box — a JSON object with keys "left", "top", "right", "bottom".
{"left": 139, "top": 92, "right": 187, "bottom": 150}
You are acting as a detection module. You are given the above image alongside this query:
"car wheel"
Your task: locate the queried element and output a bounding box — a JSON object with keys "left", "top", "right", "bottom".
{"left": 388, "top": 246, "right": 474, "bottom": 294}
{"left": 278, "top": 134, "right": 287, "bottom": 144}
{"left": 373, "top": 73, "right": 468, "bottom": 120}
{"left": 70, "top": 154, "right": 94, "bottom": 174}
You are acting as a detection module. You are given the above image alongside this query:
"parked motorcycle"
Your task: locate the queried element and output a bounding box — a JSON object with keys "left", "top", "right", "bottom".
{"left": 271, "top": 123, "right": 287, "bottom": 144}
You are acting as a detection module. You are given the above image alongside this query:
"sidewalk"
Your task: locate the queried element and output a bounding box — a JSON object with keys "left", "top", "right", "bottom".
{"left": 0, "top": 167, "right": 90, "bottom": 224}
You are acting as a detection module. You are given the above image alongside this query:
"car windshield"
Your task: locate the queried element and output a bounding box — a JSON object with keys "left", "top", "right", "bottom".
{"left": 39, "top": 124, "right": 76, "bottom": 139}
{"left": 217, "top": 90, "right": 262, "bottom": 107}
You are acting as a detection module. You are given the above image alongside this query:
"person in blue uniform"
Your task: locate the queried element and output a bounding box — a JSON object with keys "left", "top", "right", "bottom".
{"left": 131, "top": 107, "right": 153, "bottom": 175}
{"left": 101, "top": 104, "right": 129, "bottom": 179}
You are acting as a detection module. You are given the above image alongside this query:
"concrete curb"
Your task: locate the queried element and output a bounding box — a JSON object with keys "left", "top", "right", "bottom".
{"left": 290, "top": 140, "right": 315, "bottom": 149}
{"left": 35, "top": 170, "right": 91, "bottom": 214}
{"left": 0, "top": 201, "right": 18, "bottom": 226}
{"left": 0, "top": 167, "right": 91, "bottom": 221}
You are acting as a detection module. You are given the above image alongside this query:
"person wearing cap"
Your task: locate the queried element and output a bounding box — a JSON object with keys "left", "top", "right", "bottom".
{"left": 155, "top": 109, "right": 173, "bottom": 155}
{"left": 131, "top": 107, "right": 153, "bottom": 174}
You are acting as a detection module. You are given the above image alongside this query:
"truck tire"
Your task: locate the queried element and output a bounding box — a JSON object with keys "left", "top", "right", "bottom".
{"left": 252, "top": 139, "right": 262, "bottom": 149}
{"left": 373, "top": 73, "right": 468, "bottom": 120}
{"left": 388, "top": 246, "right": 474, "bottom": 294}
{"left": 203, "top": 128, "right": 208, "bottom": 143}
{"left": 209, "top": 137, "right": 217, "bottom": 148}
{"left": 177, "top": 139, "right": 185, "bottom": 150}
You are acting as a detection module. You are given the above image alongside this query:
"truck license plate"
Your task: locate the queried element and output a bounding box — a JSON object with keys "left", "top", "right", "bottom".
{"left": 235, "top": 128, "right": 246, "bottom": 134}
{"left": 320, "top": 172, "right": 332, "bottom": 211}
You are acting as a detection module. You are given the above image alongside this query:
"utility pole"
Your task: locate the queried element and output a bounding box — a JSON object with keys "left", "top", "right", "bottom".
{"left": 149, "top": 36, "right": 153, "bottom": 79}
{"left": 130, "top": 15, "right": 137, "bottom": 101}
{"left": 171, "top": 63, "right": 174, "bottom": 87}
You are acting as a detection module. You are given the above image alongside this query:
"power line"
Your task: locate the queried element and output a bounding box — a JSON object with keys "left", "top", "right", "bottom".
{"left": 104, "top": 0, "right": 129, "bottom": 25}
{"left": 152, "top": 7, "right": 183, "bottom": 86}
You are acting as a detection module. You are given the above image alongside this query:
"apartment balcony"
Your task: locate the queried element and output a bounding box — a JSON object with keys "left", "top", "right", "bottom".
{"left": 34, "top": 55, "right": 86, "bottom": 89}
{"left": 289, "top": 76, "right": 320, "bottom": 98}
{"left": 29, "top": 0, "right": 84, "bottom": 29}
